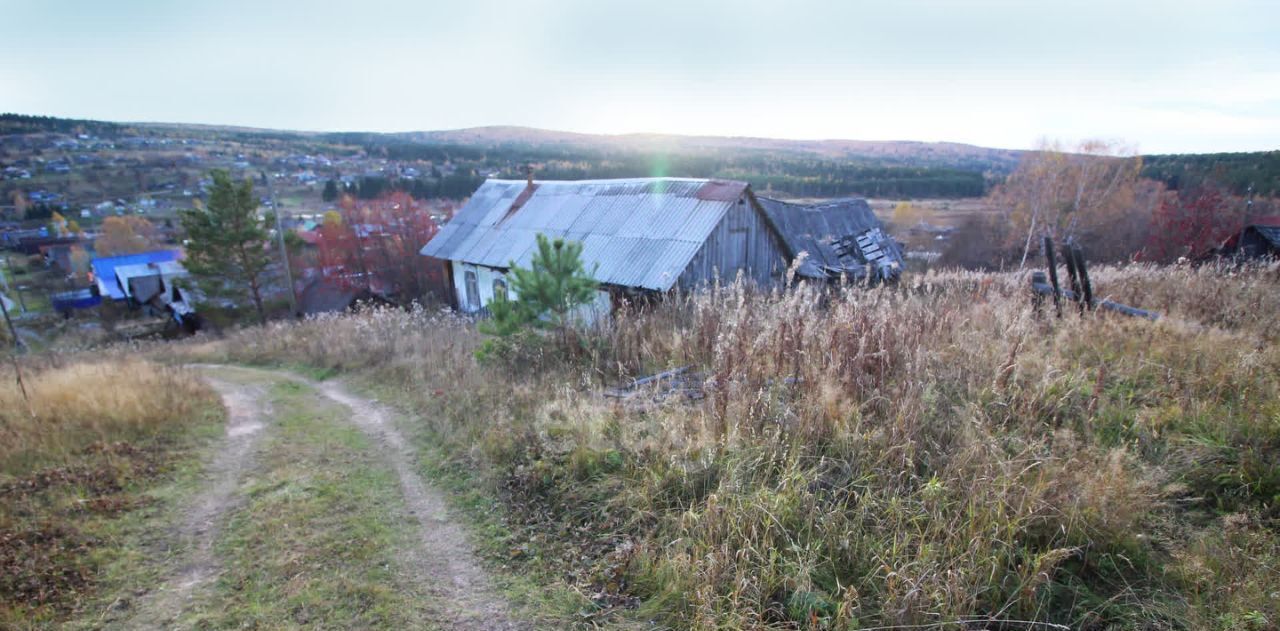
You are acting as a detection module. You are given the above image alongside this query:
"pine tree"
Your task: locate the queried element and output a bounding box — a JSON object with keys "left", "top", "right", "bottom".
{"left": 507, "top": 234, "right": 598, "bottom": 329}
{"left": 179, "top": 170, "right": 275, "bottom": 323}
{"left": 475, "top": 234, "right": 598, "bottom": 363}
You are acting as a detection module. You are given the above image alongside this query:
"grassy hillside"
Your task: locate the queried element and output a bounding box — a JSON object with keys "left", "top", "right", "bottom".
{"left": 180, "top": 263, "right": 1280, "bottom": 630}
{"left": 0, "top": 358, "right": 222, "bottom": 625}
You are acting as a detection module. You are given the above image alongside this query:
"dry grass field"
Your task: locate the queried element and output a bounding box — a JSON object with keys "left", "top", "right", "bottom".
{"left": 169, "top": 262, "right": 1280, "bottom": 630}
{"left": 0, "top": 359, "right": 221, "bottom": 626}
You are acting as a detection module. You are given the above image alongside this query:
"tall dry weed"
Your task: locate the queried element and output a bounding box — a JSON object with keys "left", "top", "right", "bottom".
{"left": 194, "top": 263, "right": 1280, "bottom": 629}
{"left": 0, "top": 360, "right": 215, "bottom": 473}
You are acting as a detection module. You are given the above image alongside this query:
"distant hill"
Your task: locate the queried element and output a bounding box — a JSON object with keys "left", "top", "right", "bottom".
{"left": 396, "top": 126, "right": 1025, "bottom": 173}
{"left": 1, "top": 117, "right": 1018, "bottom": 173}
{"left": 0, "top": 114, "right": 124, "bottom": 137}
{"left": 5, "top": 113, "right": 1277, "bottom": 200}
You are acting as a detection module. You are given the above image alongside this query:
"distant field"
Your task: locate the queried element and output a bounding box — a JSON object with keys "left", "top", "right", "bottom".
{"left": 866, "top": 197, "right": 998, "bottom": 255}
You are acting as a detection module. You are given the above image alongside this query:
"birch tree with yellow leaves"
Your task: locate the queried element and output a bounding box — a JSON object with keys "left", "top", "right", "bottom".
{"left": 995, "top": 139, "right": 1155, "bottom": 267}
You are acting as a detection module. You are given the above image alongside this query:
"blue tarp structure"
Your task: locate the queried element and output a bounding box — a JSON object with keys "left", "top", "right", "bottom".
{"left": 91, "top": 250, "right": 180, "bottom": 300}
{"left": 51, "top": 288, "right": 102, "bottom": 313}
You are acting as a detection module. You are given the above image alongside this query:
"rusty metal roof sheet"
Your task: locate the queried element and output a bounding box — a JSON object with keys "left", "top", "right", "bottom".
{"left": 421, "top": 177, "right": 748, "bottom": 290}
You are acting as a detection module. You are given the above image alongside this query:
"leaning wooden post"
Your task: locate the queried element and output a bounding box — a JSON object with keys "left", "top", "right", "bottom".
{"left": 1043, "top": 236, "right": 1063, "bottom": 318}
{"left": 1072, "top": 244, "right": 1094, "bottom": 310}
{"left": 1063, "top": 245, "right": 1082, "bottom": 311}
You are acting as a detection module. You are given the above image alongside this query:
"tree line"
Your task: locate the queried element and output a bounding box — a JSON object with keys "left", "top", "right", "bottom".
{"left": 1142, "top": 151, "right": 1280, "bottom": 197}
{"left": 0, "top": 113, "right": 123, "bottom": 136}
{"left": 939, "top": 140, "right": 1280, "bottom": 269}
{"left": 322, "top": 173, "right": 488, "bottom": 202}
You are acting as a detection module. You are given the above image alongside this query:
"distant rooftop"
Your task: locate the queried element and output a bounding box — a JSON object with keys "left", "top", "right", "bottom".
{"left": 91, "top": 250, "right": 181, "bottom": 300}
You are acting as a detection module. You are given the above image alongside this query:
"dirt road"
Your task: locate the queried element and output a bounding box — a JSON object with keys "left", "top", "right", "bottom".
{"left": 316, "top": 379, "right": 524, "bottom": 629}
{"left": 115, "top": 365, "right": 525, "bottom": 630}
{"left": 123, "top": 375, "right": 269, "bottom": 628}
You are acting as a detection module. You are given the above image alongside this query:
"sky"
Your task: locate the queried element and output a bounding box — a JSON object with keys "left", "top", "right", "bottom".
{"left": 2, "top": 0, "right": 1278, "bottom": 153}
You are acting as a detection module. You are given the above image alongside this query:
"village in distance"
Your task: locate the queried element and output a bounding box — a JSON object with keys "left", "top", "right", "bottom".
{"left": 2, "top": 1, "right": 1280, "bottom": 628}
{"left": 3, "top": 116, "right": 1274, "bottom": 338}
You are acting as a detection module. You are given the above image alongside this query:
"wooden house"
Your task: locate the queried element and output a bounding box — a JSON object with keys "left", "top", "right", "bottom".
{"left": 421, "top": 177, "right": 788, "bottom": 316}
{"left": 421, "top": 177, "right": 903, "bottom": 317}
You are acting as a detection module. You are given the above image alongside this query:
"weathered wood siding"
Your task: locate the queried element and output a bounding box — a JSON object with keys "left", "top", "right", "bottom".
{"left": 676, "top": 194, "right": 788, "bottom": 290}
{"left": 451, "top": 260, "right": 507, "bottom": 313}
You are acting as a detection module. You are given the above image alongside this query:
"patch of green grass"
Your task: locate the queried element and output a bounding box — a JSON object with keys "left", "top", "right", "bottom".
{"left": 282, "top": 362, "right": 340, "bottom": 382}
{"left": 178, "top": 379, "right": 437, "bottom": 629}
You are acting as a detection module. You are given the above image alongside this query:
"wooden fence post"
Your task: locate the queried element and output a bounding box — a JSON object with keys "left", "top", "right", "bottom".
{"left": 1043, "top": 236, "right": 1063, "bottom": 318}
{"left": 1072, "top": 244, "right": 1094, "bottom": 310}
{"left": 1063, "top": 246, "right": 1082, "bottom": 311}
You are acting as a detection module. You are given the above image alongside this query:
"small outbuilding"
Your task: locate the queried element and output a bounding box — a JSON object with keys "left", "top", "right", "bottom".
{"left": 1217, "top": 218, "right": 1280, "bottom": 261}
{"left": 296, "top": 277, "right": 393, "bottom": 317}
{"left": 91, "top": 250, "right": 182, "bottom": 301}
{"left": 90, "top": 250, "right": 200, "bottom": 328}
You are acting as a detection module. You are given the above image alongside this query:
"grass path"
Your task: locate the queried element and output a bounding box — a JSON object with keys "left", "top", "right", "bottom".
{"left": 104, "top": 365, "right": 527, "bottom": 629}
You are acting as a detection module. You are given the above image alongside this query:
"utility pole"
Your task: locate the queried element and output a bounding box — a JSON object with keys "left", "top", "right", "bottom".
{"left": 260, "top": 172, "right": 298, "bottom": 316}
{"left": 0, "top": 287, "right": 34, "bottom": 419}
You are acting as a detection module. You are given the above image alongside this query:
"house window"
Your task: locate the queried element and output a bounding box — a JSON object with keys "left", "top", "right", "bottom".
{"left": 464, "top": 270, "right": 480, "bottom": 310}
{"left": 493, "top": 278, "right": 508, "bottom": 302}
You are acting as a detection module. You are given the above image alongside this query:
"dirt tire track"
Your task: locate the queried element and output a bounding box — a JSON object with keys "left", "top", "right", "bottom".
{"left": 122, "top": 374, "right": 269, "bottom": 628}
{"left": 315, "top": 379, "right": 527, "bottom": 631}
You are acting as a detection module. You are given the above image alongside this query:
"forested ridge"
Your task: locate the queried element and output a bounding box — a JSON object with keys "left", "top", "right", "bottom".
{"left": 1142, "top": 151, "right": 1280, "bottom": 196}
{"left": 6, "top": 113, "right": 1278, "bottom": 200}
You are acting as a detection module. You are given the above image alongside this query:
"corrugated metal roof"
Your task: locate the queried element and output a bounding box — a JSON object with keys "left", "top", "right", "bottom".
{"left": 115, "top": 260, "right": 186, "bottom": 281}
{"left": 91, "top": 250, "right": 181, "bottom": 300}
{"left": 756, "top": 197, "right": 902, "bottom": 280}
{"left": 421, "top": 177, "right": 748, "bottom": 291}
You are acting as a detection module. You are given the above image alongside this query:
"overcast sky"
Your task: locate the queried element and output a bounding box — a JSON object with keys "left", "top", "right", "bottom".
{"left": 2, "top": 0, "right": 1278, "bottom": 153}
